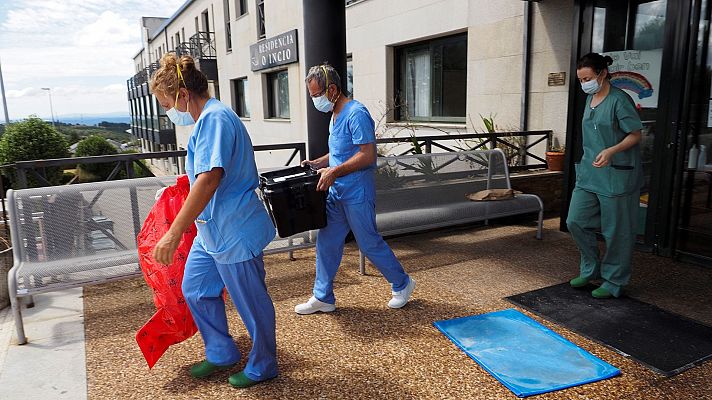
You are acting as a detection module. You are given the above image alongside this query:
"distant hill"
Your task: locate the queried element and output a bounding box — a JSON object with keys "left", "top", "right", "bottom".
{"left": 57, "top": 114, "right": 131, "bottom": 126}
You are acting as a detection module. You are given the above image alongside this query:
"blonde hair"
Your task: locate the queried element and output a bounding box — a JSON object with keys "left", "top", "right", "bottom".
{"left": 150, "top": 53, "right": 209, "bottom": 98}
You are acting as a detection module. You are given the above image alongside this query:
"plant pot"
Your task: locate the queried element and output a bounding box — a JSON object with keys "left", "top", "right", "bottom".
{"left": 546, "top": 152, "right": 565, "bottom": 172}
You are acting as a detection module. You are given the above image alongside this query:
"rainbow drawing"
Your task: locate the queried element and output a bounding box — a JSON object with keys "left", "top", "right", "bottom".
{"left": 610, "top": 71, "right": 654, "bottom": 99}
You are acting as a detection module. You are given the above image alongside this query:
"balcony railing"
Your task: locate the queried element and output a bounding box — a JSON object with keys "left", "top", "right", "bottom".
{"left": 188, "top": 31, "right": 216, "bottom": 59}
{"left": 175, "top": 42, "right": 195, "bottom": 58}
{"left": 128, "top": 33, "right": 215, "bottom": 91}
{"left": 133, "top": 69, "right": 149, "bottom": 86}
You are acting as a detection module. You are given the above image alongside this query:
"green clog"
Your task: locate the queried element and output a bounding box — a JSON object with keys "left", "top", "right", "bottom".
{"left": 189, "top": 360, "right": 236, "bottom": 378}
{"left": 228, "top": 371, "right": 271, "bottom": 388}
{"left": 592, "top": 286, "right": 613, "bottom": 299}
{"left": 569, "top": 276, "right": 590, "bottom": 288}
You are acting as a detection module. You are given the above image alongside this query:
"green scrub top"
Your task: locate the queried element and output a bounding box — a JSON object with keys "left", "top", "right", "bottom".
{"left": 577, "top": 86, "right": 644, "bottom": 197}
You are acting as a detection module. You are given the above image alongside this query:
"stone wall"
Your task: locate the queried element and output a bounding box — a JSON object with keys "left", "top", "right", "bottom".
{"left": 510, "top": 170, "right": 564, "bottom": 216}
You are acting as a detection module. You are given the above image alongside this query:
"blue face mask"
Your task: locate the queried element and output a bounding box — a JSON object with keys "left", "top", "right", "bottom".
{"left": 312, "top": 93, "right": 334, "bottom": 113}
{"left": 581, "top": 73, "right": 602, "bottom": 95}
{"left": 166, "top": 91, "right": 195, "bottom": 126}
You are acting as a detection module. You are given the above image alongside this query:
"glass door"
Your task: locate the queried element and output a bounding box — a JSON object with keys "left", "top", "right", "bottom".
{"left": 675, "top": 0, "right": 712, "bottom": 262}
{"left": 582, "top": 0, "right": 670, "bottom": 244}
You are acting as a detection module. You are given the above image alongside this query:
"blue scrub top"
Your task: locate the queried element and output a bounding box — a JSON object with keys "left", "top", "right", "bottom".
{"left": 328, "top": 100, "right": 376, "bottom": 204}
{"left": 577, "top": 86, "right": 644, "bottom": 197}
{"left": 185, "top": 98, "right": 276, "bottom": 263}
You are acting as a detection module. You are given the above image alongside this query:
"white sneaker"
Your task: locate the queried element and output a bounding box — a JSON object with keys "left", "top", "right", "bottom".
{"left": 388, "top": 278, "right": 416, "bottom": 309}
{"left": 294, "top": 296, "right": 336, "bottom": 315}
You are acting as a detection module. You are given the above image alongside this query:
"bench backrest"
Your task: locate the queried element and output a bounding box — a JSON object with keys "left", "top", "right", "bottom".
{"left": 7, "top": 176, "right": 176, "bottom": 267}
{"left": 374, "top": 149, "right": 511, "bottom": 212}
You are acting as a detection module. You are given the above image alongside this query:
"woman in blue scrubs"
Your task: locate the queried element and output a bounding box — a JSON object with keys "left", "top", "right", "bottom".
{"left": 294, "top": 64, "right": 415, "bottom": 315}
{"left": 150, "top": 53, "right": 277, "bottom": 388}
{"left": 568, "top": 53, "right": 643, "bottom": 299}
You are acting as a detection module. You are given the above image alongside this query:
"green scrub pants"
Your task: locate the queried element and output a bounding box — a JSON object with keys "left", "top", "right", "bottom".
{"left": 566, "top": 187, "right": 639, "bottom": 297}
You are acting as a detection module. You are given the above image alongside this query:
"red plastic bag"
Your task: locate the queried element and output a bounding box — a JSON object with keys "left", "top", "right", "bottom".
{"left": 135, "top": 175, "right": 198, "bottom": 369}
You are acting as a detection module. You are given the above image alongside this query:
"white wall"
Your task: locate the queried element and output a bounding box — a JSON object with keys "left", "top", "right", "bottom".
{"left": 133, "top": 0, "right": 575, "bottom": 167}
{"left": 528, "top": 0, "right": 574, "bottom": 149}
{"left": 218, "top": 0, "right": 306, "bottom": 168}
{"left": 347, "top": 0, "right": 470, "bottom": 140}
{"left": 347, "top": 0, "right": 573, "bottom": 151}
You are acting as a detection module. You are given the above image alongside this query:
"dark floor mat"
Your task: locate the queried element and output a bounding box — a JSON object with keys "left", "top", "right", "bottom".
{"left": 506, "top": 283, "right": 712, "bottom": 376}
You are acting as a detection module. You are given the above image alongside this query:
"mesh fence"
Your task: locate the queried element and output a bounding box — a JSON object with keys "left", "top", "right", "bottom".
{"left": 9, "top": 177, "right": 176, "bottom": 293}
{"left": 375, "top": 150, "right": 511, "bottom": 212}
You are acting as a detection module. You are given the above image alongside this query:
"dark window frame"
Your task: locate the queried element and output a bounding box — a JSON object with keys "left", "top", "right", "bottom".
{"left": 266, "top": 69, "right": 290, "bottom": 119}
{"left": 232, "top": 77, "right": 251, "bottom": 118}
{"left": 394, "top": 33, "right": 468, "bottom": 123}
{"left": 257, "top": 0, "right": 266, "bottom": 39}
{"left": 224, "top": 0, "right": 232, "bottom": 51}
{"left": 237, "top": 0, "right": 248, "bottom": 16}
{"left": 347, "top": 53, "right": 353, "bottom": 97}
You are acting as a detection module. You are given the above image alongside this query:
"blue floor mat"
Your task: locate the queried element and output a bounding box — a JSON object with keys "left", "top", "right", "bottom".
{"left": 434, "top": 308, "right": 620, "bottom": 397}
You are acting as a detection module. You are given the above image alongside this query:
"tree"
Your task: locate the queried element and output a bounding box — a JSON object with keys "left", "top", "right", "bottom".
{"left": 74, "top": 135, "right": 118, "bottom": 180}
{"left": 0, "top": 116, "right": 70, "bottom": 187}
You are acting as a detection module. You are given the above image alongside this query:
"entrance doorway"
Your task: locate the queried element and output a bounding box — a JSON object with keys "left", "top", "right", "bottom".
{"left": 566, "top": 0, "right": 711, "bottom": 266}
{"left": 675, "top": 0, "right": 712, "bottom": 263}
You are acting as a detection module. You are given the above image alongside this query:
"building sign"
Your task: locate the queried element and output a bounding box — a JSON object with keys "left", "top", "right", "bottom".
{"left": 604, "top": 49, "right": 662, "bottom": 109}
{"left": 250, "top": 29, "right": 298, "bottom": 72}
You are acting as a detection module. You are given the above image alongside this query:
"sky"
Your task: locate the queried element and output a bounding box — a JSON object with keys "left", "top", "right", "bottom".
{"left": 0, "top": 0, "right": 186, "bottom": 121}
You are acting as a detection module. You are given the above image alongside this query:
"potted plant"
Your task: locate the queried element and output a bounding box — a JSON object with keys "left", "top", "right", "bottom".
{"left": 546, "top": 140, "right": 565, "bottom": 172}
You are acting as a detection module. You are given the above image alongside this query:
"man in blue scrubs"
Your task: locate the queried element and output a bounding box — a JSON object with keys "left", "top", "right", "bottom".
{"left": 151, "top": 53, "right": 277, "bottom": 388}
{"left": 295, "top": 64, "right": 415, "bottom": 315}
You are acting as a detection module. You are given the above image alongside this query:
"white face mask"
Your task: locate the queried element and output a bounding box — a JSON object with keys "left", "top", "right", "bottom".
{"left": 166, "top": 91, "right": 195, "bottom": 126}
{"left": 581, "top": 73, "right": 602, "bottom": 95}
{"left": 312, "top": 93, "right": 334, "bottom": 113}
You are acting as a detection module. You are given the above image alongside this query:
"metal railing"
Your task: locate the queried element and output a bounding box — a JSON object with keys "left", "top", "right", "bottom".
{"left": 3, "top": 143, "right": 307, "bottom": 190}
{"left": 188, "top": 31, "right": 216, "bottom": 59}
{"left": 175, "top": 42, "right": 195, "bottom": 58}
{"left": 133, "top": 69, "right": 149, "bottom": 86}
{"left": 376, "top": 130, "right": 552, "bottom": 171}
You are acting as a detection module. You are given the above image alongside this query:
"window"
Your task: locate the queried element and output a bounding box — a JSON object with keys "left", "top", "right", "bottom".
{"left": 347, "top": 54, "right": 353, "bottom": 96}
{"left": 224, "top": 0, "right": 232, "bottom": 51}
{"left": 395, "top": 33, "right": 467, "bottom": 122}
{"left": 267, "top": 70, "right": 289, "bottom": 119}
{"left": 201, "top": 10, "right": 210, "bottom": 32}
{"left": 257, "top": 0, "right": 265, "bottom": 39}
{"left": 232, "top": 78, "right": 250, "bottom": 118}
{"left": 237, "top": 0, "right": 248, "bottom": 16}
{"left": 175, "top": 32, "right": 181, "bottom": 48}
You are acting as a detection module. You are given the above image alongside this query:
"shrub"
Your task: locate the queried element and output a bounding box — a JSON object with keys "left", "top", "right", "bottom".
{"left": 74, "top": 135, "right": 119, "bottom": 180}
{"left": 0, "top": 117, "right": 70, "bottom": 187}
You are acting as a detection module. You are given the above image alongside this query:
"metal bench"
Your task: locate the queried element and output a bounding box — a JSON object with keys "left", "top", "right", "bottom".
{"left": 359, "top": 149, "right": 544, "bottom": 273}
{"left": 6, "top": 176, "right": 316, "bottom": 344}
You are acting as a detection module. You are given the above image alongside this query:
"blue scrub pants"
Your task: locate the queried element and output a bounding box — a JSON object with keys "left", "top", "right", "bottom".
{"left": 182, "top": 241, "right": 277, "bottom": 381}
{"left": 314, "top": 196, "right": 410, "bottom": 304}
{"left": 566, "top": 187, "right": 638, "bottom": 297}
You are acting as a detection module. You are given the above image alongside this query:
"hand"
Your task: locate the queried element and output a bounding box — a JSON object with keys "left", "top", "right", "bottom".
{"left": 302, "top": 159, "right": 327, "bottom": 170}
{"left": 153, "top": 230, "right": 181, "bottom": 265}
{"left": 592, "top": 148, "right": 613, "bottom": 168}
{"left": 316, "top": 167, "right": 337, "bottom": 191}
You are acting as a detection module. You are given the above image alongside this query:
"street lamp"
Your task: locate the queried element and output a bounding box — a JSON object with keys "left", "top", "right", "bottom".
{"left": 41, "top": 87, "right": 55, "bottom": 128}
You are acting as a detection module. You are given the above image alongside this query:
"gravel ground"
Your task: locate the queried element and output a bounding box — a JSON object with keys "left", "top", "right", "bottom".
{"left": 84, "top": 219, "right": 712, "bottom": 400}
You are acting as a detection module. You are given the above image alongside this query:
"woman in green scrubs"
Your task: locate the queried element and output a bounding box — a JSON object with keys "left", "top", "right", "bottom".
{"left": 567, "top": 53, "right": 643, "bottom": 299}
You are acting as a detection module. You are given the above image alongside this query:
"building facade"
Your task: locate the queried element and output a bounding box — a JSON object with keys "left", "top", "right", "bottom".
{"left": 127, "top": 0, "right": 712, "bottom": 266}
{"left": 128, "top": 0, "right": 571, "bottom": 172}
